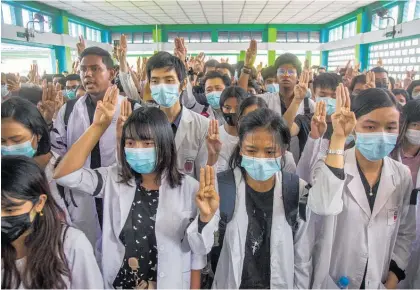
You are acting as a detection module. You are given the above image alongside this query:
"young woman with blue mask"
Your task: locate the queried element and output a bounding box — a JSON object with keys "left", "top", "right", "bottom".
{"left": 211, "top": 108, "right": 343, "bottom": 289}
{"left": 54, "top": 86, "right": 219, "bottom": 289}
{"left": 1, "top": 156, "right": 103, "bottom": 289}
{"left": 390, "top": 99, "right": 420, "bottom": 289}
{"left": 1, "top": 97, "right": 74, "bottom": 227}
{"left": 308, "top": 87, "right": 415, "bottom": 289}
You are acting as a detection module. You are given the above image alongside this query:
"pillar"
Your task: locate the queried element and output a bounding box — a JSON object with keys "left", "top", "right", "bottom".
{"left": 320, "top": 28, "right": 329, "bottom": 69}
{"left": 101, "top": 30, "right": 111, "bottom": 44}
{"left": 211, "top": 30, "right": 218, "bottom": 42}
{"left": 356, "top": 9, "right": 369, "bottom": 71}
{"left": 305, "top": 51, "right": 312, "bottom": 68}
{"left": 52, "top": 11, "right": 71, "bottom": 73}
{"left": 267, "top": 27, "right": 276, "bottom": 66}
{"left": 239, "top": 50, "right": 246, "bottom": 62}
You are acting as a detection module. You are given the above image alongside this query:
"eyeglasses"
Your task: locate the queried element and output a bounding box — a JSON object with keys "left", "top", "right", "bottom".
{"left": 277, "top": 68, "right": 297, "bottom": 76}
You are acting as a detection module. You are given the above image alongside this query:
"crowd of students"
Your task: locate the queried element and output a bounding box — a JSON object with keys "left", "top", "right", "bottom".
{"left": 1, "top": 33, "right": 420, "bottom": 289}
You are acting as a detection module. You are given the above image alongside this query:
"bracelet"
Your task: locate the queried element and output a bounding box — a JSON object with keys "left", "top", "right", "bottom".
{"left": 242, "top": 68, "right": 251, "bottom": 75}
{"left": 327, "top": 149, "right": 344, "bottom": 156}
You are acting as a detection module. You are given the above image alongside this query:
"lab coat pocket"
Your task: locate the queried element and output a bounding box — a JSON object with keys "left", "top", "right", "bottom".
{"left": 180, "top": 210, "right": 194, "bottom": 252}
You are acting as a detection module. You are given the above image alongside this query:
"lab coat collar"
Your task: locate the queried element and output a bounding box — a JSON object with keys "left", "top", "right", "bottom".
{"left": 175, "top": 108, "right": 194, "bottom": 151}
{"left": 345, "top": 147, "right": 396, "bottom": 219}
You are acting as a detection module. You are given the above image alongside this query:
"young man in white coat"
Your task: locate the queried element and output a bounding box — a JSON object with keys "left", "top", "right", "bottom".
{"left": 146, "top": 51, "right": 221, "bottom": 180}
{"left": 309, "top": 87, "right": 416, "bottom": 289}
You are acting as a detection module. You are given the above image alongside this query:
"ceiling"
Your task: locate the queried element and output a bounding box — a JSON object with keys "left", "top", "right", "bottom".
{"left": 45, "top": 0, "right": 376, "bottom": 26}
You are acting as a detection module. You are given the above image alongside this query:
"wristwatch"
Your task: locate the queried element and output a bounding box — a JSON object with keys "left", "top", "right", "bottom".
{"left": 327, "top": 149, "right": 344, "bottom": 155}
{"left": 242, "top": 67, "right": 251, "bottom": 75}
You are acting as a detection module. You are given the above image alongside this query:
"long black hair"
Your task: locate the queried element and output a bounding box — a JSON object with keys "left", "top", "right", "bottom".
{"left": 1, "top": 97, "right": 51, "bottom": 156}
{"left": 390, "top": 99, "right": 420, "bottom": 159}
{"left": 229, "top": 108, "right": 291, "bottom": 175}
{"left": 1, "top": 156, "right": 69, "bottom": 289}
{"left": 119, "top": 107, "right": 183, "bottom": 188}
{"left": 237, "top": 95, "right": 268, "bottom": 121}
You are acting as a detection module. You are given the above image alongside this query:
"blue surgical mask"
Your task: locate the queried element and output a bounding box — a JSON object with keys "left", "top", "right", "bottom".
{"left": 355, "top": 132, "right": 398, "bottom": 161}
{"left": 150, "top": 84, "right": 179, "bottom": 108}
{"left": 1, "top": 85, "right": 9, "bottom": 98}
{"left": 125, "top": 147, "right": 156, "bottom": 174}
{"left": 266, "top": 83, "right": 279, "bottom": 93}
{"left": 241, "top": 155, "right": 282, "bottom": 181}
{"left": 316, "top": 97, "right": 336, "bottom": 115}
{"left": 66, "top": 89, "right": 76, "bottom": 100}
{"left": 206, "top": 91, "right": 222, "bottom": 109}
{"left": 2, "top": 138, "right": 36, "bottom": 158}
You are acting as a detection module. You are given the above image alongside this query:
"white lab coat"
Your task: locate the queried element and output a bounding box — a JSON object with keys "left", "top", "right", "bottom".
{"left": 396, "top": 151, "right": 420, "bottom": 289}
{"left": 1, "top": 226, "right": 103, "bottom": 289}
{"left": 45, "top": 151, "right": 72, "bottom": 226}
{"left": 56, "top": 164, "right": 218, "bottom": 289}
{"left": 296, "top": 136, "right": 330, "bottom": 183}
{"left": 309, "top": 147, "right": 416, "bottom": 289}
{"left": 175, "top": 108, "right": 210, "bottom": 180}
{"left": 212, "top": 164, "right": 343, "bottom": 289}
{"left": 51, "top": 95, "right": 141, "bottom": 247}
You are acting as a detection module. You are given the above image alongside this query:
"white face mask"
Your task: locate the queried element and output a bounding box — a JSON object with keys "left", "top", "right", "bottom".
{"left": 412, "top": 92, "right": 420, "bottom": 100}
{"left": 406, "top": 129, "right": 420, "bottom": 145}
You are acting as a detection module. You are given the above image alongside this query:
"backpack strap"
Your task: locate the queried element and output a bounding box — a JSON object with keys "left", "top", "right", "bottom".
{"left": 206, "top": 169, "right": 237, "bottom": 279}
{"left": 303, "top": 97, "right": 310, "bottom": 115}
{"left": 282, "top": 171, "right": 306, "bottom": 236}
{"left": 64, "top": 99, "right": 78, "bottom": 130}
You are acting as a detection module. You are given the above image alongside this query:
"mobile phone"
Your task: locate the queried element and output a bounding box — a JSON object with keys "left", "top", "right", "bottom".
{"left": 114, "top": 40, "right": 120, "bottom": 47}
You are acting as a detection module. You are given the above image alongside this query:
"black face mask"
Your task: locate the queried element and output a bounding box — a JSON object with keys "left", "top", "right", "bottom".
{"left": 223, "top": 113, "right": 238, "bottom": 127}
{"left": 375, "top": 81, "right": 388, "bottom": 89}
{"left": 1, "top": 212, "right": 33, "bottom": 243}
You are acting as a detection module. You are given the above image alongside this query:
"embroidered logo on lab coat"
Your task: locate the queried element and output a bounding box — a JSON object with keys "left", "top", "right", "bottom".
{"left": 184, "top": 159, "right": 194, "bottom": 173}
{"left": 388, "top": 208, "right": 398, "bottom": 225}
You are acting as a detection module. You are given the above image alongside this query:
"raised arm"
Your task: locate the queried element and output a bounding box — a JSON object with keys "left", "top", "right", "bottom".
{"left": 54, "top": 85, "right": 119, "bottom": 179}
{"left": 282, "top": 70, "right": 310, "bottom": 136}
{"left": 238, "top": 40, "right": 257, "bottom": 90}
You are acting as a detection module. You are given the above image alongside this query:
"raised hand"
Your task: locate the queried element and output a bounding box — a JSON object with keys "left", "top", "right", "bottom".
{"left": 38, "top": 80, "right": 59, "bottom": 123}
{"left": 174, "top": 37, "right": 187, "bottom": 65}
{"left": 193, "top": 52, "right": 205, "bottom": 73}
{"left": 29, "top": 64, "right": 40, "bottom": 84}
{"left": 256, "top": 61, "right": 263, "bottom": 72}
{"left": 245, "top": 39, "right": 257, "bottom": 68}
{"left": 141, "top": 57, "right": 148, "bottom": 81}
{"left": 294, "top": 70, "right": 310, "bottom": 102}
{"left": 196, "top": 166, "right": 220, "bottom": 222}
{"left": 206, "top": 119, "right": 222, "bottom": 157}
{"left": 71, "top": 60, "right": 80, "bottom": 74}
{"left": 403, "top": 69, "right": 416, "bottom": 89}
{"left": 364, "top": 71, "right": 376, "bottom": 89}
{"left": 331, "top": 83, "right": 356, "bottom": 138}
{"left": 76, "top": 35, "right": 86, "bottom": 57}
{"left": 93, "top": 85, "right": 119, "bottom": 127}
{"left": 310, "top": 100, "right": 327, "bottom": 139}
{"left": 117, "top": 98, "right": 133, "bottom": 141}
{"left": 6, "top": 77, "right": 20, "bottom": 93}
{"left": 54, "top": 90, "right": 64, "bottom": 119}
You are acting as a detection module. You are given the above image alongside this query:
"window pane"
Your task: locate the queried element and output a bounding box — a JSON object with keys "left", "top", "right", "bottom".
{"left": 287, "top": 32, "right": 298, "bottom": 42}
{"left": 179, "top": 32, "right": 189, "bottom": 41}
{"left": 251, "top": 31, "right": 262, "bottom": 42}
{"left": 190, "top": 32, "right": 200, "bottom": 43}
{"left": 241, "top": 31, "right": 251, "bottom": 42}
{"left": 201, "top": 32, "right": 211, "bottom": 43}
{"left": 143, "top": 32, "right": 153, "bottom": 43}
{"left": 277, "top": 31, "right": 287, "bottom": 43}
{"left": 1, "top": 3, "right": 13, "bottom": 25}
{"left": 133, "top": 32, "right": 143, "bottom": 43}
{"left": 112, "top": 32, "right": 121, "bottom": 41}
{"left": 218, "top": 31, "right": 229, "bottom": 43}
{"left": 125, "top": 33, "right": 132, "bottom": 43}
{"left": 22, "top": 9, "right": 31, "bottom": 27}
{"left": 229, "top": 32, "right": 240, "bottom": 42}
{"left": 298, "top": 31, "right": 309, "bottom": 42}
{"left": 310, "top": 31, "right": 320, "bottom": 43}
{"left": 168, "top": 32, "right": 177, "bottom": 43}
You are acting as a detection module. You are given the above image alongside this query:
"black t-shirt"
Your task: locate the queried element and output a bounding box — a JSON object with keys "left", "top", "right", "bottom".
{"left": 240, "top": 183, "right": 274, "bottom": 289}
{"left": 294, "top": 113, "right": 334, "bottom": 155}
